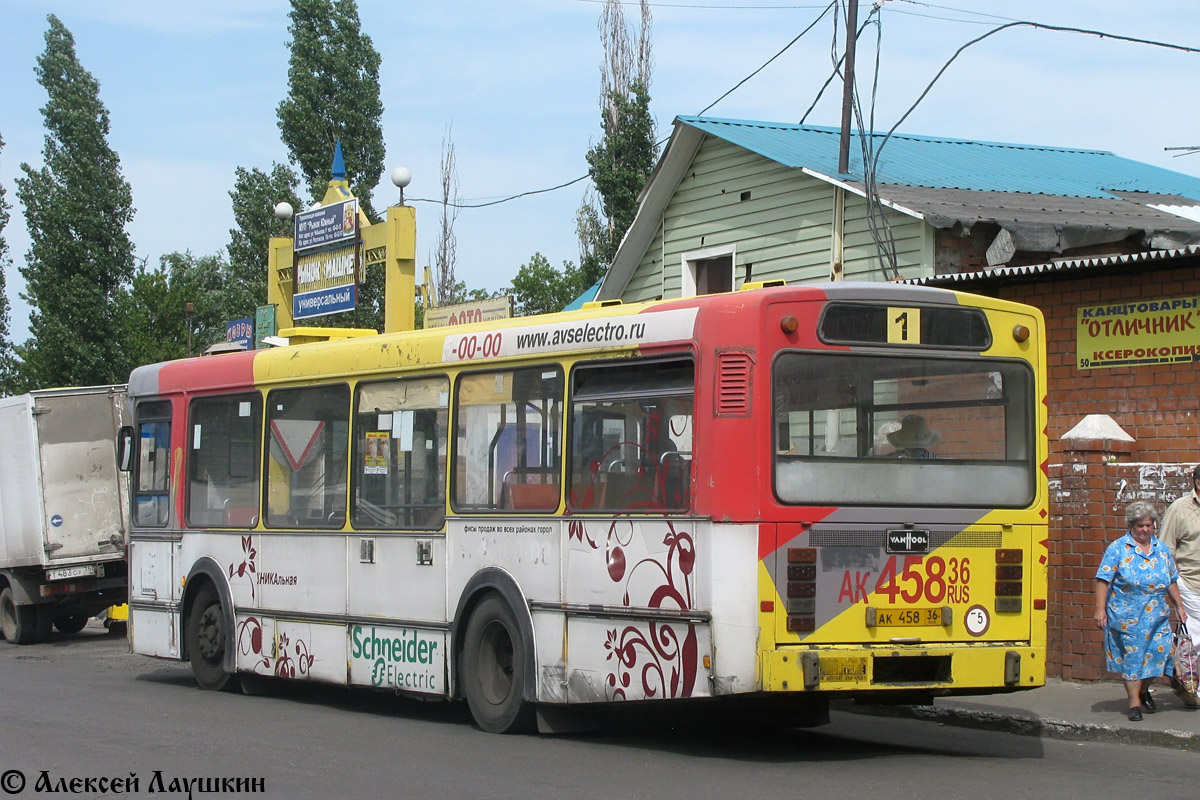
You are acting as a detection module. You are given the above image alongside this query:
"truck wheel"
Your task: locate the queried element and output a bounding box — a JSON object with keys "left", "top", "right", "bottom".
{"left": 185, "top": 585, "right": 239, "bottom": 692}
{"left": 53, "top": 614, "right": 89, "bottom": 634}
{"left": 0, "top": 587, "right": 36, "bottom": 645}
{"left": 460, "top": 594, "right": 534, "bottom": 734}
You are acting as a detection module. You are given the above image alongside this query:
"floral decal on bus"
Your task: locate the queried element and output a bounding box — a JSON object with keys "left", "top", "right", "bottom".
{"left": 236, "top": 616, "right": 315, "bottom": 678}
{"left": 228, "top": 535, "right": 257, "bottom": 601}
{"left": 570, "top": 519, "right": 699, "bottom": 700}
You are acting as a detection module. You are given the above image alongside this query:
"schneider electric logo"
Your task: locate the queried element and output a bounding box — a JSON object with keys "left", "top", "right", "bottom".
{"left": 351, "top": 625, "right": 443, "bottom": 693}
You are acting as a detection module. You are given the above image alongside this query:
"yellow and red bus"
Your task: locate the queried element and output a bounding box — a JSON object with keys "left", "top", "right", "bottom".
{"left": 122, "top": 282, "right": 1047, "bottom": 732}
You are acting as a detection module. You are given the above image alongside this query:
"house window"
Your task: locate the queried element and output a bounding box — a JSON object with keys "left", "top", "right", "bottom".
{"left": 681, "top": 246, "right": 735, "bottom": 297}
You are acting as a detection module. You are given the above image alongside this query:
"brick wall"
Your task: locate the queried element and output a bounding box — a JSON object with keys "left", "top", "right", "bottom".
{"left": 1048, "top": 446, "right": 1191, "bottom": 680}
{"left": 996, "top": 263, "right": 1200, "bottom": 464}
{"left": 985, "top": 260, "right": 1200, "bottom": 680}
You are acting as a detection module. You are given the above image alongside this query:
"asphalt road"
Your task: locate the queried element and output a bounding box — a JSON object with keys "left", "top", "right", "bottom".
{"left": 0, "top": 623, "right": 1194, "bottom": 800}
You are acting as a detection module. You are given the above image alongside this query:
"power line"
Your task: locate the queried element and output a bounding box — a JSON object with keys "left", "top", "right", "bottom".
{"left": 697, "top": 1, "right": 835, "bottom": 116}
{"left": 844, "top": 13, "right": 1200, "bottom": 278}
{"left": 408, "top": 174, "right": 589, "bottom": 209}
{"left": 419, "top": 12, "right": 1200, "bottom": 212}
{"left": 799, "top": 2, "right": 872, "bottom": 123}
{"left": 570, "top": 0, "right": 838, "bottom": 9}
{"left": 414, "top": 2, "right": 836, "bottom": 210}
{"left": 891, "top": 0, "right": 1021, "bottom": 24}
{"left": 876, "top": 20, "right": 1200, "bottom": 161}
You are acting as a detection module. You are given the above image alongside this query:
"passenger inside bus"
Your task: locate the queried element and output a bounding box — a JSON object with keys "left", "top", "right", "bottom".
{"left": 885, "top": 414, "right": 940, "bottom": 459}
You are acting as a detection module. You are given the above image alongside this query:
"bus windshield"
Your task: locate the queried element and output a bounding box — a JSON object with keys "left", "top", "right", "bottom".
{"left": 773, "top": 352, "right": 1035, "bottom": 508}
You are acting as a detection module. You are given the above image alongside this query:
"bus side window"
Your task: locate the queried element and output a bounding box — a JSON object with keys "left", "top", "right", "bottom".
{"left": 352, "top": 376, "right": 449, "bottom": 530}
{"left": 264, "top": 384, "right": 350, "bottom": 529}
{"left": 134, "top": 400, "right": 172, "bottom": 527}
{"left": 453, "top": 367, "right": 563, "bottom": 513}
{"left": 568, "top": 359, "right": 694, "bottom": 513}
{"left": 186, "top": 393, "right": 262, "bottom": 529}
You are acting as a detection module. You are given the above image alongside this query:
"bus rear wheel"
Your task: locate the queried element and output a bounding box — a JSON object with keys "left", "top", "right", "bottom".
{"left": 461, "top": 595, "right": 534, "bottom": 734}
{"left": 186, "top": 585, "right": 239, "bottom": 692}
{"left": 0, "top": 587, "right": 36, "bottom": 645}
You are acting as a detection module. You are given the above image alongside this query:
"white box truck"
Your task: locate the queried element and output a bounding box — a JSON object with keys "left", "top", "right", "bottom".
{"left": 0, "top": 385, "right": 129, "bottom": 644}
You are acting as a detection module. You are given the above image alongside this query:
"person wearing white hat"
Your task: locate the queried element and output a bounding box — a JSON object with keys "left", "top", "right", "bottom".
{"left": 886, "top": 414, "right": 940, "bottom": 459}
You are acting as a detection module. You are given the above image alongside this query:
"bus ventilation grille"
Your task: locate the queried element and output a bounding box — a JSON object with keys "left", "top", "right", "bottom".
{"left": 716, "top": 350, "right": 754, "bottom": 416}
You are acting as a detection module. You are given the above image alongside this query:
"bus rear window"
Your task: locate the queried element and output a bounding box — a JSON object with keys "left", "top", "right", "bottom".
{"left": 773, "top": 353, "right": 1034, "bottom": 507}
{"left": 819, "top": 303, "right": 992, "bottom": 349}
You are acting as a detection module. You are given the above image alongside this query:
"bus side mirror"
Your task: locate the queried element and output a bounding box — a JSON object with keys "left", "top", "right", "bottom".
{"left": 117, "top": 426, "right": 134, "bottom": 472}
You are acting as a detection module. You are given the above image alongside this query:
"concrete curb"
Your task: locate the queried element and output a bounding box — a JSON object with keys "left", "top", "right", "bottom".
{"left": 834, "top": 701, "right": 1200, "bottom": 752}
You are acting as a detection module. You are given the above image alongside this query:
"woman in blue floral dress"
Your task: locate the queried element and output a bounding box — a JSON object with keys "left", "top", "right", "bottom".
{"left": 1094, "top": 500, "right": 1189, "bottom": 721}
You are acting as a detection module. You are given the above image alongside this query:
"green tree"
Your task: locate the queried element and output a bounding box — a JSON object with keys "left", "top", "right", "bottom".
{"left": 277, "top": 0, "right": 385, "bottom": 219}
{"left": 583, "top": 0, "right": 657, "bottom": 270}
{"left": 16, "top": 15, "right": 136, "bottom": 389}
{"left": 116, "top": 252, "right": 230, "bottom": 366}
{"left": 573, "top": 194, "right": 608, "bottom": 291}
{"left": 507, "top": 253, "right": 581, "bottom": 317}
{"left": 0, "top": 134, "right": 15, "bottom": 395}
{"left": 227, "top": 163, "right": 303, "bottom": 319}
{"left": 275, "top": 0, "right": 387, "bottom": 332}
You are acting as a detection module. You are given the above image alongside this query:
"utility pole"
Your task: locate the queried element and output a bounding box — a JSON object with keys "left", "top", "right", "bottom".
{"left": 837, "top": 0, "right": 859, "bottom": 174}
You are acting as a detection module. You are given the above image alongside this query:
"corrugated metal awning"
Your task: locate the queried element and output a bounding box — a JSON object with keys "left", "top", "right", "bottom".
{"left": 905, "top": 246, "right": 1200, "bottom": 286}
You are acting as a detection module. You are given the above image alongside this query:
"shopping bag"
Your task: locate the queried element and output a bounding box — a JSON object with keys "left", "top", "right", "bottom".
{"left": 1173, "top": 622, "right": 1200, "bottom": 708}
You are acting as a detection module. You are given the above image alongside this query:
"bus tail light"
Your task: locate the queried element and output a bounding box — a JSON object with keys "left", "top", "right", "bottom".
{"left": 995, "top": 548, "right": 1023, "bottom": 613}
{"left": 787, "top": 598, "right": 815, "bottom": 614}
{"left": 787, "top": 582, "right": 816, "bottom": 598}
{"left": 788, "top": 564, "right": 816, "bottom": 581}
{"left": 787, "top": 548, "right": 817, "bottom": 634}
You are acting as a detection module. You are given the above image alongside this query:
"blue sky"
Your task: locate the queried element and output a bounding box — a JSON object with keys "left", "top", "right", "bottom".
{"left": 2, "top": 1, "right": 1199, "bottom": 342}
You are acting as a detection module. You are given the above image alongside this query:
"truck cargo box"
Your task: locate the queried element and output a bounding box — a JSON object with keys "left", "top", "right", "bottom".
{"left": 0, "top": 386, "right": 129, "bottom": 644}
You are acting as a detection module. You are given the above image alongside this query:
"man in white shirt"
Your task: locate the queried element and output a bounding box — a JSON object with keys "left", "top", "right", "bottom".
{"left": 1159, "top": 464, "right": 1200, "bottom": 648}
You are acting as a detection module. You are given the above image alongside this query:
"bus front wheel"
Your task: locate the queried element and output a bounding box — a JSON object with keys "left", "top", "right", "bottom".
{"left": 186, "top": 585, "right": 239, "bottom": 692}
{"left": 461, "top": 594, "right": 534, "bottom": 734}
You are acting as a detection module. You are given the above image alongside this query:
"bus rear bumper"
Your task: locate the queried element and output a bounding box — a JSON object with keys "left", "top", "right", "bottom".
{"left": 762, "top": 644, "right": 1046, "bottom": 694}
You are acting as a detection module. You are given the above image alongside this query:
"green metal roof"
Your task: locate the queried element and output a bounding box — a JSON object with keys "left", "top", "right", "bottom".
{"left": 678, "top": 116, "right": 1200, "bottom": 201}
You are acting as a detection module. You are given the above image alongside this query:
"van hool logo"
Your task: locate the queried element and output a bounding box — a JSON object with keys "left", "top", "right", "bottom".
{"left": 886, "top": 528, "right": 930, "bottom": 554}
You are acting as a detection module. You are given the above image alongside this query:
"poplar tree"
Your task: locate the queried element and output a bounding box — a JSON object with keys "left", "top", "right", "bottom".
{"left": 227, "top": 163, "right": 303, "bottom": 319}
{"left": 0, "top": 134, "right": 15, "bottom": 395}
{"left": 432, "top": 125, "right": 461, "bottom": 306}
{"left": 16, "top": 15, "right": 135, "bottom": 388}
{"left": 275, "top": 0, "right": 386, "bottom": 331}
{"left": 277, "top": 0, "right": 385, "bottom": 220}
{"left": 582, "top": 0, "right": 657, "bottom": 276}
